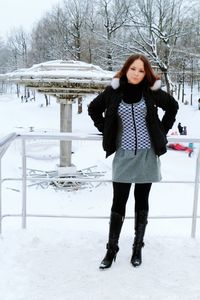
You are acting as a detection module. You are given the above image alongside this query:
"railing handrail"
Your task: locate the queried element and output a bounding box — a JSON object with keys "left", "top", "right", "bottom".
{"left": 17, "top": 131, "right": 102, "bottom": 141}
{"left": 17, "top": 131, "right": 200, "bottom": 143}
{"left": 0, "top": 131, "right": 200, "bottom": 237}
{"left": 0, "top": 132, "right": 17, "bottom": 158}
{"left": 0, "top": 132, "right": 17, "bottom": 146}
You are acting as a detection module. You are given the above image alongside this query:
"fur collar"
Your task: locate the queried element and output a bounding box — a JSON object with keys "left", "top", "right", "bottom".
{"left": 110, "top": 77, "right": 161, "bottom": 91}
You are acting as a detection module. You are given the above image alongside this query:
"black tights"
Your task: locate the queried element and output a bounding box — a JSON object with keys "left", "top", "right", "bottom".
{"left": 111, "top": 182, "right": 152, "bottom": 216}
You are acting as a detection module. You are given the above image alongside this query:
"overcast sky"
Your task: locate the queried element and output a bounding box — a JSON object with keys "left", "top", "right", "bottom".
{"left": 0, "top": 0, "right": 62, "bottom": 40}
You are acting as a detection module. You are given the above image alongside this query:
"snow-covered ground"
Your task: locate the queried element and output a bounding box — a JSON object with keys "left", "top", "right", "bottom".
{"left": 0, "top": 86, "right": 200, "bottom": 300}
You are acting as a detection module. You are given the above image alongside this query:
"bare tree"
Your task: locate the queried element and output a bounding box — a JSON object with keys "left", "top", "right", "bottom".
{"left": 0, "top": 38, "right": 11, "bottom": 73}
{"left": 126, "top": 0, "right": 187, "bottom": 93}
{"left": 29, "top": 13, "right": 62, "bottom": 64}
{"left": 88, "top": 0, "right": 130, "bottom": 70}
{"left": 62, "top": 0, "right": 90, "bottom": 61}
{"left": 7, "top": 28, "right": 29, "bottom": 69}
{"left": 29, "top": 0, "right": 90, "bottom": 63}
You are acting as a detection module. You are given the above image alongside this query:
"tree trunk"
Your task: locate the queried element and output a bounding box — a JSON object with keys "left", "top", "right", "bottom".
{"left": 163, "top": 71, "right": 170, "bottom": 94}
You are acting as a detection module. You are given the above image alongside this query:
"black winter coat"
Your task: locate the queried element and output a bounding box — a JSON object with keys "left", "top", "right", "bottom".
{"left": 88, "top": 80, "right": 179, "bottom": 157}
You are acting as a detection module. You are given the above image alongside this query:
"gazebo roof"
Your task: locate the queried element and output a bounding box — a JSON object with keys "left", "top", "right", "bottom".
{"left": 1, "top": 60, "right": 115, "bottom": 100}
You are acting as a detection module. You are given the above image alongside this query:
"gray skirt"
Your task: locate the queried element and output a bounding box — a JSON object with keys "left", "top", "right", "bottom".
{"left": 112, "top": 147, "right": 162, "bottom": 183}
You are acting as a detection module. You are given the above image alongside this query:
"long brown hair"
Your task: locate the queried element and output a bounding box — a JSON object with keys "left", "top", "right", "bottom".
{"left": 115, "top": 54, "right": 160, "bottom": 87}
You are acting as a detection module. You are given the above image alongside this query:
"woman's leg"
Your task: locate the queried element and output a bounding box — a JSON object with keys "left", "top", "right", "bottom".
{"left": 134, "top": 183, "right": 152, "bottom": 212}
{"left": 131, "top": 183, "right": 152, "bottom": 267}
{"left": 111, "top": 182, "right": 132, "bottom": 216}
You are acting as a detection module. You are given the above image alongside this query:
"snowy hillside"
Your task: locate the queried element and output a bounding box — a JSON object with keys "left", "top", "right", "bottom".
{"left": 0, "top": 89, "right": 200, "bottom": 300}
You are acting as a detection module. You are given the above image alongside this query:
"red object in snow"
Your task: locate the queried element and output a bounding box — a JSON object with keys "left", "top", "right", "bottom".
{"left": 167, "top": 143, "right": 193, "bottom": 156}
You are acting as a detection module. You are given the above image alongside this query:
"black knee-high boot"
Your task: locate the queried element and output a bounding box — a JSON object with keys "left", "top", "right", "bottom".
{"left": 131, "top": 210, "right": 148, "bottom": 267}
{"left": 99, "top": 211, "right": 124, "bottom": 270}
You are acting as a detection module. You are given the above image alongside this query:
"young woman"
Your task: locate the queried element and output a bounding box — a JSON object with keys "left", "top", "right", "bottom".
{"left": 88, "top": 54, "right": 178, "bottom": 269}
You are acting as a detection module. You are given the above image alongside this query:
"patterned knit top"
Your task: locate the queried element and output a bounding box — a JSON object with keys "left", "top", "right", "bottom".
{"left": 118, "top": 98, "right": 151, "bottom": 151}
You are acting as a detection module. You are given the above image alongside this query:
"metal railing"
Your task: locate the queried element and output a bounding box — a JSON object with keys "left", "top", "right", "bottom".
{"left": 0, "top": 132, "right": 18, "bottom": 233}
{"left": 0, "top": 132, "right": 200, "bottom": 237}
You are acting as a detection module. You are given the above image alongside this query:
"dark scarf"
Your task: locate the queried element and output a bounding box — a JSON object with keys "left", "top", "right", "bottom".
{"left": 120, "top": 76, "right": 144, "bottom": 104}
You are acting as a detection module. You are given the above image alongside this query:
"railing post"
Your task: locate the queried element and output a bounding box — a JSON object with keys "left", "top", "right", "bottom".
{"left": 0, "top": 159, "right": 2, "bottom": 234}
{"left": 22, "top": 139, "right": 27, "bottom": 229}
{"left": 191, "top": 146, "right": 200, "bottom": 238}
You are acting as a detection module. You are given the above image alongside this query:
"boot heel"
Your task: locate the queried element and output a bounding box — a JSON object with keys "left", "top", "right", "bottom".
{"left": 113, "top": 253, "right": 117, "bottom": 262}
{"left": 99, "top": 248, "right": 118, "bottom": 269}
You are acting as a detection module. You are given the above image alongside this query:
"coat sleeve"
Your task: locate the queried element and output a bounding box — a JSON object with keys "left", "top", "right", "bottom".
{"left": 88, "top": 87, "right": 110, "bottom": 133}
{"left": 154, "top": 89, "right": 179, "bottom": 134}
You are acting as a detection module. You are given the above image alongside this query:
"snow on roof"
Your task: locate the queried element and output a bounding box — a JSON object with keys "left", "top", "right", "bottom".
{"left": 1, "top": 60, "right": 115, "bottom": 83}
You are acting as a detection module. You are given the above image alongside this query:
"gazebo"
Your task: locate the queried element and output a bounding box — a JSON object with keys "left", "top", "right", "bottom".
{"left": 3, "top": 60, "right": 114, "bottom": 173}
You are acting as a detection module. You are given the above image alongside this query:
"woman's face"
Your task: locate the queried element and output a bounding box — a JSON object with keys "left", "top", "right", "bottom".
{"left": 126, "top": 59, "right": 146, "bottom": 84}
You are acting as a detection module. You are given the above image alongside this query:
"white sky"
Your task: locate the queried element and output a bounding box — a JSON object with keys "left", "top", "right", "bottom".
{"left": 0, "top": 0, "right": 62, "bottom": 41}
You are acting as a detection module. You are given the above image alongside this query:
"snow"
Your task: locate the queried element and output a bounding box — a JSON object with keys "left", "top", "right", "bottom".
{"left": 0, "top": 86, "right": 200, "bottom": 300}
{"left": 1, "top": 60, "right": 114, "bottom": 82}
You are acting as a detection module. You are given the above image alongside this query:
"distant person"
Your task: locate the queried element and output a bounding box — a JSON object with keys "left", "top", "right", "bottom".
{"left": 88, "top": 53, "right": 178, "bottom": 269}
{"left": 183, "top": 126, "right": 187, "bottom": 135}
{"left": 178, "top": 122, "right": 183, "bottom": 135}
{"left": 198, "top": 98, "right": 200, "bottom": 110}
